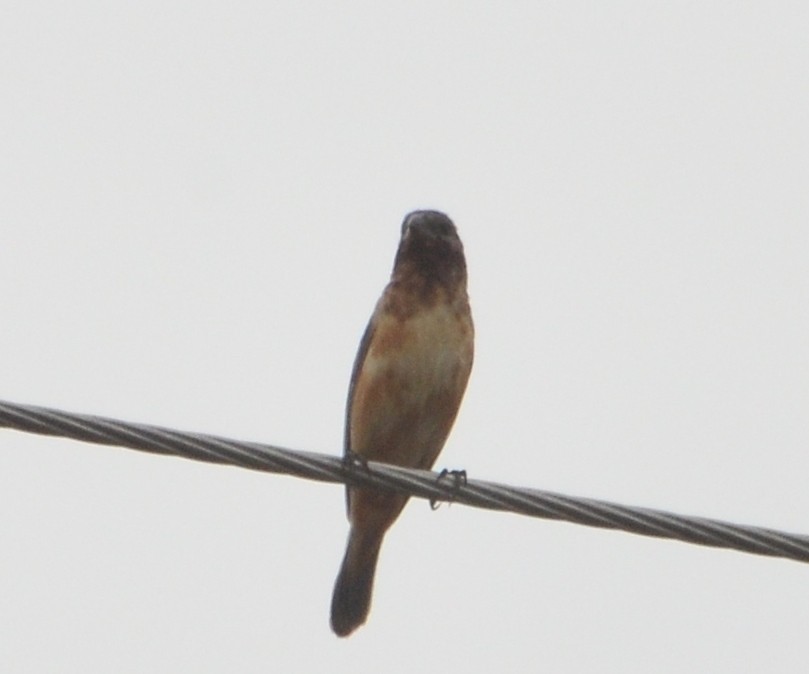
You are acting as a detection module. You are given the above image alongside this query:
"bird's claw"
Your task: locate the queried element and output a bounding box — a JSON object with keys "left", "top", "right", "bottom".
{"left": 342, "top": 450, "right": 370, "bottom": 474}
{"left": 430, "top": 468, "right": 467, "bottom": 510}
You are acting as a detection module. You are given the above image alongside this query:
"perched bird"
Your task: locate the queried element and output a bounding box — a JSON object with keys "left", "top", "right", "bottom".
{"left": 330, "top": 210, "right": 474, "bottom": 637}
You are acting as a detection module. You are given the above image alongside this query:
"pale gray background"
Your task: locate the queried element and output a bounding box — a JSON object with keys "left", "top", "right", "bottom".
{"left": 2, "top": 2, "right": 808, "bottom": 672}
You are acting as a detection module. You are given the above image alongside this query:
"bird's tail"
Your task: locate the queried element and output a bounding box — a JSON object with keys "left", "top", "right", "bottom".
{"left": 330, "top": 527, "right": 384, "bottom": 637}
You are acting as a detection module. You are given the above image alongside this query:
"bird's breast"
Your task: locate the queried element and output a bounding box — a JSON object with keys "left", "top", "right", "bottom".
{"left": 349, "top": 299, "right": 473, "bottom": 469}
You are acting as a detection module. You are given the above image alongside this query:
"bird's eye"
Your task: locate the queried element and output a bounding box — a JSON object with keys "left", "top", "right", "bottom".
{"left": 431, "top": 220, "right": 453, "bottom": 237}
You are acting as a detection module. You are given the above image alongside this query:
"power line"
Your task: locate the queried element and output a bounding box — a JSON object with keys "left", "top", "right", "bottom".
{"left": 1, "top": 398, "right": 808, "bottom": 563}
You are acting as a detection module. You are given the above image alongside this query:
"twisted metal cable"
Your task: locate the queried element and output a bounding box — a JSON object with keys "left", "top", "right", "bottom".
{"left": 2, "top": 398, "right": 808, "bottom": 564}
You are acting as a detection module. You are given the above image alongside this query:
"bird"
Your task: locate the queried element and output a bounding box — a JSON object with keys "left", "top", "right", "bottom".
{"left": 330, "top": 210, "right": 474, "bottom": 637}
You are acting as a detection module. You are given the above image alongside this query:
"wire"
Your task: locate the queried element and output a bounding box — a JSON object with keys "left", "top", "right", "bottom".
{"left": 2, "top": 398, "right": 808, "bottom": 564}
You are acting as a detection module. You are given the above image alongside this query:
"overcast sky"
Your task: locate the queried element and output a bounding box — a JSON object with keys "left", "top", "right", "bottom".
{"left": 2, "top": 2, "right": 808, "bottom": 672}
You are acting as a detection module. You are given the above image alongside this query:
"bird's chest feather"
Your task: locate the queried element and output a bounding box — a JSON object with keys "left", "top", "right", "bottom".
{"left": 349, "top": 302, "right": 473, "bottom": 467}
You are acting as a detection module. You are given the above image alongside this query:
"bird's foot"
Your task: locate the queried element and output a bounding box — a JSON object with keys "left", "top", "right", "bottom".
{"left": 430, "top": 468, "right": 467, "bottom": 510}
{"left": 342, "top": 450, "right": 370, "bottom": 474}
